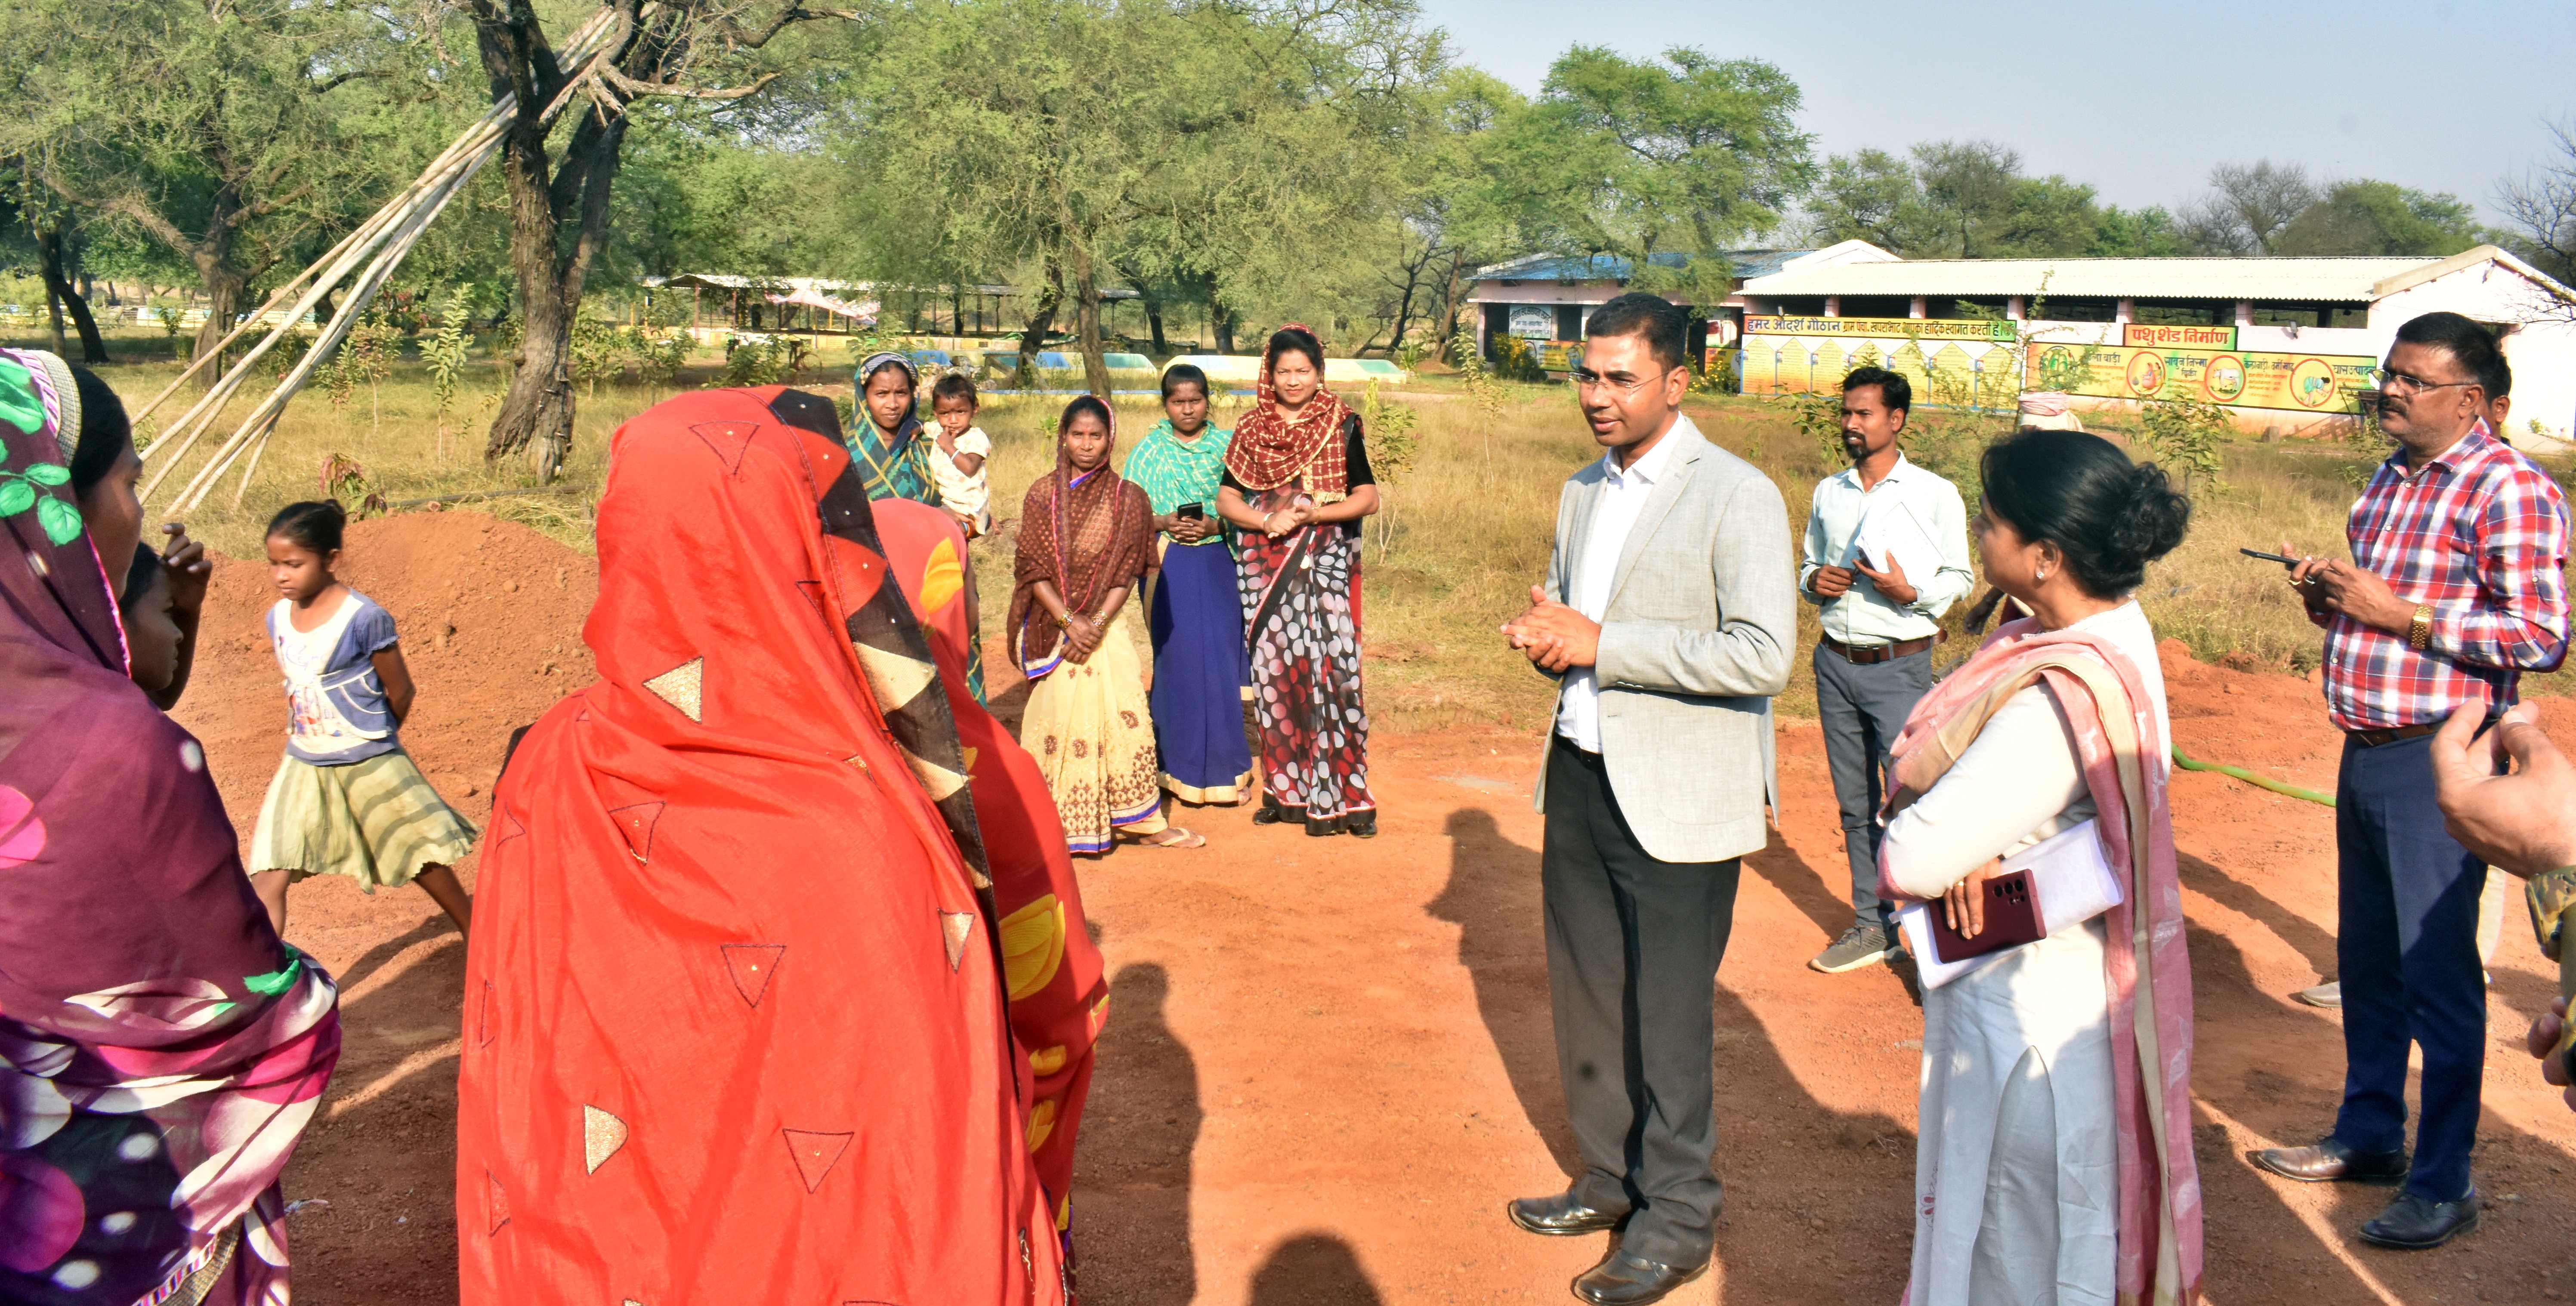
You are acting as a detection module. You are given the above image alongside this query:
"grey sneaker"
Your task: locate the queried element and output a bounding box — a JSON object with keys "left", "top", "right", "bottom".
{"left": 1810, "top": 925, "right": 1894, "bottom": 974}
{"left": 2295, "top": 981, "right": 2341, "bottom": 1009}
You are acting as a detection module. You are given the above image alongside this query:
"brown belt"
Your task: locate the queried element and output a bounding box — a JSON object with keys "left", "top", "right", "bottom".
{"left": 2344, "top": 721, "right": 2443, "bottom": 748}
{"left": 1822, "top": 633, "right": 1934, "bottom": 665}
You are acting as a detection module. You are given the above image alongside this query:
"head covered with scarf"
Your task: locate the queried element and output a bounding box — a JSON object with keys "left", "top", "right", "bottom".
{"left": 1222, "top": 324, "right": 1353, "bottom": 503}
{"left": 1006, "top": 395, "right": 1155, "bottom": 670}
{"left": 0, "top": 349, "right": 340, "bottom": 1303}
{"left": 850, "top": 350, "right": 937, "bottom": 503}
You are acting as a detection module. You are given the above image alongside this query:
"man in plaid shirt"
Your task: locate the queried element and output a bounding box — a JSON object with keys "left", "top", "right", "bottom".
{"left": 2253, "top": 312, "right": 2570, "bottom": 1250}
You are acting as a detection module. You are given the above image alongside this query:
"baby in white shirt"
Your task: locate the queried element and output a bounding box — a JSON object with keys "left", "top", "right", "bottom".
{"left": 927, "top": 373, "right": 992, "bottom": 537}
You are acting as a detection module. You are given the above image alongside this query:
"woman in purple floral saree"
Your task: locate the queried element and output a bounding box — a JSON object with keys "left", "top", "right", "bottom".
{"left": 0, "top": 349, "right": 340, "bottom": 1305}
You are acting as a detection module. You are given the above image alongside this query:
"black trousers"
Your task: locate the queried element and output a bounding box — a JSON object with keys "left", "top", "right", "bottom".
{"left": 1541, "top": 738, "right": 1740, "bottom": 1266}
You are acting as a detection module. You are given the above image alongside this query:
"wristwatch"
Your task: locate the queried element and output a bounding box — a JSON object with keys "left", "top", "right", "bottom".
{"left": 2408, "top": 604, "right": 2433, "bottom": 651}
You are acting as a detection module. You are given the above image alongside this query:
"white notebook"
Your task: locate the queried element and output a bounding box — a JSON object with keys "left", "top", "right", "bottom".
{"left": 1896, "top": 818, "right": 2126, "bottom": 991}
{"left": 1849, "top": 498, "right": 1945, "bottom": 587}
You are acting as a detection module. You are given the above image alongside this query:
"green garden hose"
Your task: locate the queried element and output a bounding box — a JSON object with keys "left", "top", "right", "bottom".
{"left": 2170, "top": 745, "right": 2335, "bottom": 807}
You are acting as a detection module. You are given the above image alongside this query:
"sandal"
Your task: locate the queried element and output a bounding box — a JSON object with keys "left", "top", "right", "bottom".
{"left": 1138, "top": 827, "right": 1206, "bottom": 849}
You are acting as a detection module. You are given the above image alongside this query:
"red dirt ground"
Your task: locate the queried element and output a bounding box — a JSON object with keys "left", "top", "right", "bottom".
{"left": 169, "top": 511, "right": 2576, "bottom": 1306}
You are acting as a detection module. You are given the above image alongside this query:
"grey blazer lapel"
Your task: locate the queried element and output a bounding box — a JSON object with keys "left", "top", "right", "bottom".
{"left": 1561, "top": 467, "right": 1606, "bottom": 599}
{"left": 1607, "top": 433, "right": 1705, "bottom": 608}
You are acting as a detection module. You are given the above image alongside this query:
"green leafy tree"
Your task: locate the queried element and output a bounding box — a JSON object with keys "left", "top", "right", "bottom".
{"left": 1371, "top": 68, "right": 1526, "bottom": 358}
{"left": 0, "top": 0, "right": 409, "bottom": 364}
{"left": 1490, "top": 46, "right": 1814, "bottom": 305}
{"left": 2273, "top": 180, "right": 2489, "bottom": 257}
{"left": 836, "top": 0, "right": 1436, "bottom": 390}
{"left": 1810, "top": 140, "right": 2103, "bottom": 259}
{"left": 2089, "top": 205, "right": 2189, "bottom": 256}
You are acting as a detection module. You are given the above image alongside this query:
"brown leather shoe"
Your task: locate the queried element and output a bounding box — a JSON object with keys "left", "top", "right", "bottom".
{"left": 2250, "top": 1139, "right": 2408, "bottom": 1184}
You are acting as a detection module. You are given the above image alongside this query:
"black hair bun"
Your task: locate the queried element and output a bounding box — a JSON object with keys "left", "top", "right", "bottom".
{"left": 2109, "top": 461, "right": 2192, "bottom": 568}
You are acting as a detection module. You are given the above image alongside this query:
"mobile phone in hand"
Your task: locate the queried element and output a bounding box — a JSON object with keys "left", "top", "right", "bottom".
{"left": 1177, "top": 501, "right": 1205, "bottom": 520}
{"left": 2239, "top": 547, "right": 2299, "bottom": 565}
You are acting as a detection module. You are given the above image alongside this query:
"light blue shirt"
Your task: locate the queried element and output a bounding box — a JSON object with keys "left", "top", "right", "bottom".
{"left": 1799, "top": 453, "right": 1975, "bottom": 645}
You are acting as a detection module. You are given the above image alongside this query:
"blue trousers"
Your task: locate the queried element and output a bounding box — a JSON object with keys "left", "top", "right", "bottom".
{"left": 2331, "top": 733, "right": 2486, "bottom": 1202}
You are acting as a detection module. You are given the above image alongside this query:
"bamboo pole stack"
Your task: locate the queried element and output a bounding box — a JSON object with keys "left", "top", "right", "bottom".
{"left": 139, "top": 8, "right": 625, "bottom": 510}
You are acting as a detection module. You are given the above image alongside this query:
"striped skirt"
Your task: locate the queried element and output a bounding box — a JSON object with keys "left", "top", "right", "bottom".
{"left": 248, "top": 749, "right": 479, "bottom": 892}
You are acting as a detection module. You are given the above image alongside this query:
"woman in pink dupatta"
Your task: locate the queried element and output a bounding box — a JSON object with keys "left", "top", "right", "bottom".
{"left": 1875, "top": 429, "right": 2202, "bottom": 1306}
{"left": 0, "top": 350, "right": 339, "bottom": 1305}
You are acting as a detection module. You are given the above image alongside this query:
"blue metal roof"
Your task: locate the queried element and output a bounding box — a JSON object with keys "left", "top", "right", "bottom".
{"left": 1474, "top": 248, "right": 1818, "bottom": 283}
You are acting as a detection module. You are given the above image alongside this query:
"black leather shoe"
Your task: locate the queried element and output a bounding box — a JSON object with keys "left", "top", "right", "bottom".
{"left": 1251, "top": 803, "right": 1288, "bottom": 826}
{"left": 2249, "top": 1138, "right": 2408, "bottom": 1184}
{"left": 1571, "top": 1248, "right": 1708, "bottom": 1305}
{"left": 1505, "top": 1192, "right": 1625, "bottom": 1237}
{"left": 2360, "top": 1190, "right": 2480, "bottom": 1249}
{"left": 1347, "top": 810, "right": 1378, "bottom": 838}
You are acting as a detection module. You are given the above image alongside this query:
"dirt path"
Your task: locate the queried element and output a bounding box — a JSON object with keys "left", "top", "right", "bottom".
{"left": 170, "top": 514, "right": 2576, "bottom": 1305}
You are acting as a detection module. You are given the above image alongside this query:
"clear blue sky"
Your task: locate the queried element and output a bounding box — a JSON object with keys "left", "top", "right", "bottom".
{"left": 1417, "top": 0, "right": 2575, "bottom": 224}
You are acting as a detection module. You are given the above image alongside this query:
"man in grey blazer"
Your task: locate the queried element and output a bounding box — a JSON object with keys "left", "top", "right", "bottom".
{"left": 1502, "top": 293, "right": 1795, "bottom": 1304}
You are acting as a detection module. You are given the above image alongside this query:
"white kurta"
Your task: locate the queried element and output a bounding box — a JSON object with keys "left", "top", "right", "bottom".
{"left": 1881, "top": 602, "right": 2169, "bottom": 1306}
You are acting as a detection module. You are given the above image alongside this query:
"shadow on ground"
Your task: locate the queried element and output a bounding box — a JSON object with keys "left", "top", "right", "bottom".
{"left": 1248, "top": 1232, "right": 1386, "bottom": 1305}
{"left": 1072, "top": 961, "right": 1202, "bottom": 1306}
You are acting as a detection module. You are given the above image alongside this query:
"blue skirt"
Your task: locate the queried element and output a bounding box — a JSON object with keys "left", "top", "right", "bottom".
{"left": 1148, "top": 540, "right": 1254, "bottom": 802}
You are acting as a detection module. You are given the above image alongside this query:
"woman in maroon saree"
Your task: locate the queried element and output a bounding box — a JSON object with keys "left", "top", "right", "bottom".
{"left": 1214, "top": 326, "right": 1382, "bottom": 837}
{"left": 0, "top": 349, "right": 340, "bottom": 1304}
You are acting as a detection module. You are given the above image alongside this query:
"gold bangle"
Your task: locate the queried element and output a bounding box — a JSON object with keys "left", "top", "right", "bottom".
{"left": 2408, "top": 604, "right": 2433, "bottom": 651}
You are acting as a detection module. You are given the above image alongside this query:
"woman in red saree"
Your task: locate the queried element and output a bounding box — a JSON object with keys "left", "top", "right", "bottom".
{"left": 0, "top": 348, "right": 340, "bottom": 1305}
{"left": 456, "top": 387, "right": 1066, "bottom": 1304}
{"left": 871, "top": 495, "right": 1109, "bottom": 1247}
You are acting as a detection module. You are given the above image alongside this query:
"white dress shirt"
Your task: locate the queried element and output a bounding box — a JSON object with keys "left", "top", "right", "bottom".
{"left": 1554, "top": 418, "right": 1688, "bottom": 752}
{"left": 1799, "top": 453, "right": 1975, "bottom": 646}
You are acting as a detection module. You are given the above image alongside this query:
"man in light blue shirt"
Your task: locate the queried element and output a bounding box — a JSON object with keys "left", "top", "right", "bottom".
{"left": 1799, "top": 367, "right": 1975, "bottom": 973}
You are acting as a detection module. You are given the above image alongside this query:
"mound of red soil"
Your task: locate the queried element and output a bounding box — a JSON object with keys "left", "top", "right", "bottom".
{"left": 177, "top": 510, "right": 599, "bottom": 842}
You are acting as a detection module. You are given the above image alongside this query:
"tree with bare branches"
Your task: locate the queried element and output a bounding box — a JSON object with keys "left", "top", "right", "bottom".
{"left": 2499, "top": 118, "right": 2576, "bottom": 286}
{"left": 2176, "top": 161, "right": 2319, "bottom": 255}
{"left": 460, "top": 0, "right": 855, "bottom": 475}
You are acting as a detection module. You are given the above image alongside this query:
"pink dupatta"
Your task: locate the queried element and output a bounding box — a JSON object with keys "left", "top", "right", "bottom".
{"left": 1877, "top": 617, "right": 2203, "bottom": 1306}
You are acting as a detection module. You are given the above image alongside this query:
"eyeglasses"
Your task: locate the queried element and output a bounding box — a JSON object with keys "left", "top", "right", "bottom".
{"left": 2368, "top": 367, "right": 2475, "bottom": 396}
{"left": 1571, "top": 368, "right": 1670, "bottom": 395}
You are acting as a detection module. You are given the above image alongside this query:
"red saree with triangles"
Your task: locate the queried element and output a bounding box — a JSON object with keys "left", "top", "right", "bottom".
{"left": 456, "top": 388, "right": 1065, "bottom": 1304}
